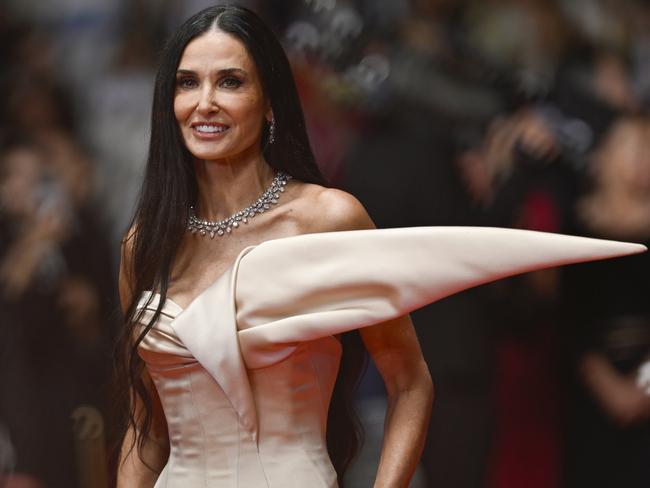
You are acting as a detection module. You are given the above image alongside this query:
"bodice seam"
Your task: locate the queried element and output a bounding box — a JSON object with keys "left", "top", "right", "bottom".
{"left": 307, "top": 345, "right": 328, "bottom": 437}
{"left": 187, "top": 370, "right": 209, "bottom": 487}
{"left": 303, "top": 347, "right": 336, "bottom": 488}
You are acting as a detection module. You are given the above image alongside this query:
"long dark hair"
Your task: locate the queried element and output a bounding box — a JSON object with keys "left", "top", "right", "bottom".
{"left": 111, "top": 5, "right": 365, "bottom": 484}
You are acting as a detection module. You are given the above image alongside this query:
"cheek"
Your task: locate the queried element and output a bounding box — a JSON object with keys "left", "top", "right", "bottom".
{"left": 174, "top": 93, "right": 194, "bottom": 123}
{"left": 239, "top": 96, "right": 266, "bottom": 132}
{"left": 223, "top": 90, "right": 264, "bottom": 121}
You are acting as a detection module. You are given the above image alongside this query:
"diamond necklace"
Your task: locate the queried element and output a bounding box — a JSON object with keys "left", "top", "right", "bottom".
{"left": 187, "top": 172, "right": 292, "bottom": 238}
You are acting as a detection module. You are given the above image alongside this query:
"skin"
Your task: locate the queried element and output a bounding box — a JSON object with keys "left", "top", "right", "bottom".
{"left": 118, "top": 27, "right": 433, "bottom": 488}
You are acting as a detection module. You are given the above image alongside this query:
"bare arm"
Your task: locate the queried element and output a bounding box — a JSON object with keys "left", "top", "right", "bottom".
{"left": 116, "top": 230, "right": 170, "bottom": 487}
{"left": 362, "top": 316, "right": 434, "bottom": 487}
{"left": 316, "top": 189, "right": 434, "bottom": 487}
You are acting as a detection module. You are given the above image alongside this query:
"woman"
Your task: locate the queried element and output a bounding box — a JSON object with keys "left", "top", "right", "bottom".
{"left": 115, "top": 6, "right": 432, "bottom": 487}
{"left": 113, "top": 5, "right": 643, "bottom": 488}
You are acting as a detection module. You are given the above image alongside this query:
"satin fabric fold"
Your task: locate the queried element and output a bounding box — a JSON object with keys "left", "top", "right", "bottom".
{"left": 168, "top": 247, "right": 259, "bottom": 438}
{"left": 234, "top": 227, "right": 644, "bottom": 368}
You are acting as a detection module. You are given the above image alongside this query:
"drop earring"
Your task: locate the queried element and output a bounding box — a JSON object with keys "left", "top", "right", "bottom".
{"left": 268, "top": 118, "right": 276, "bottom": 144}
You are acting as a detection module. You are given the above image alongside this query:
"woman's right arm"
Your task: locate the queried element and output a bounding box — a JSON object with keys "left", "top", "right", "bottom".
{"left": 116, "top": 231, "right": 170, "bottom": 487}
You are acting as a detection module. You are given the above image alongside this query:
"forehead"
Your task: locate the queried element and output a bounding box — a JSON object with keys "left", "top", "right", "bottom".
{"left": 179, "top": 29, "right": 255, "bottom": 72}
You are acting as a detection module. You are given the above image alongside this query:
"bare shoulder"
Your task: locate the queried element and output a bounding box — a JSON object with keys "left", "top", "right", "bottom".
{"left": 288, "top": 181, "right": 375, "bottom": 233}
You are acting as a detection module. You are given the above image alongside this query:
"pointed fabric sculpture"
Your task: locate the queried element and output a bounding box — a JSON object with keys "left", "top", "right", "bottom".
{"left": 167, "top": 226, "right": 645, "bottom": 436}
{"left": 232, "top": 227, "right": 646, "bottom": 368}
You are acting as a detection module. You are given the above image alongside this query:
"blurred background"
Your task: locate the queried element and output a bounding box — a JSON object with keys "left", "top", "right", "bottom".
{"left": 1, "top": 0, "right": 650, "bottom": 487}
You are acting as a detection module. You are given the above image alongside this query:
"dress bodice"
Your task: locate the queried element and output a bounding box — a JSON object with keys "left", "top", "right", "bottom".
{"left": 137, "top": 293, "right": 342, "bottom": 488}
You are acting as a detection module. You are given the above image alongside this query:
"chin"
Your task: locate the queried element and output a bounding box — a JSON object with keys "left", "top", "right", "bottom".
{"left": 189, "top": 150, "right": 226, "bottom": 161}
{"left": 185, "top": 143, "right": 232, "bottom": 161}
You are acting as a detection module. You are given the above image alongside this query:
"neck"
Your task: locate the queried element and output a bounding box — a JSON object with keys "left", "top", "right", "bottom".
{"left": 193, "top": 146, "right": 275, "bottom": 221}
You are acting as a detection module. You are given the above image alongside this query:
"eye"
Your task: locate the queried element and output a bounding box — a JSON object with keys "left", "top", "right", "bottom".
{"left": 177, "top": 77, "right": 198, "bottom": 89}
{"left": 220, "top": 77, "right": 242, "bottom": 89}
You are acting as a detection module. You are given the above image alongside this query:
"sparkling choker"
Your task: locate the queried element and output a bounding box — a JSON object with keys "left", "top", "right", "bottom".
{"left": 187, "top": 172, "right": 292, "bottom": 238}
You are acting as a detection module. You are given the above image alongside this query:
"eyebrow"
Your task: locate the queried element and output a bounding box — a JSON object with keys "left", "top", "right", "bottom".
{"left": 176, "top": 68, "right": 247, "bottom": 77}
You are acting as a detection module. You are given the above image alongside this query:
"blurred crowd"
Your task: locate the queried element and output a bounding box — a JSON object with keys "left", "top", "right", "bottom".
{"left": 1, "top": 0, "right": 650, "bottom": 487}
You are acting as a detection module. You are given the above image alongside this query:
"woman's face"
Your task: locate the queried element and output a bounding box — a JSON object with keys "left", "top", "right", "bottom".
{"left": 174, "top": 29, "right": 270, "bottom": 162}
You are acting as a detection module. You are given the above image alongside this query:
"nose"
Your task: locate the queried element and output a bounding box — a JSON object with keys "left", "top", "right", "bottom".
{"left": 196, "top": 84, "right": 219, "bottom": 115}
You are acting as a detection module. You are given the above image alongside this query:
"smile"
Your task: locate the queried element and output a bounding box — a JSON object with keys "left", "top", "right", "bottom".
{"left": 194, "top": 124, "right": 228, "bottom": 133}
{"left": 191, "top": 123, "right": 230, "bottom": 139}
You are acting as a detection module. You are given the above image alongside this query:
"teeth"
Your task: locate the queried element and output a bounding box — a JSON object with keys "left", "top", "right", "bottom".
{"left": 195, "top": 125, "right": 227, "bottom": 133}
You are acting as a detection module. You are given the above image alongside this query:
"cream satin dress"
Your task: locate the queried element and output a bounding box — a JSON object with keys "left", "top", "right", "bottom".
{"left": 135, "top": 227, "right": 645, "bottom": 488}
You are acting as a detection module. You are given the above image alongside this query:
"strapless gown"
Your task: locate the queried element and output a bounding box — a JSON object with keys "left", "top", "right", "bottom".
{"left": 134, "top": 227, "right": 645, "bottom": 488}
